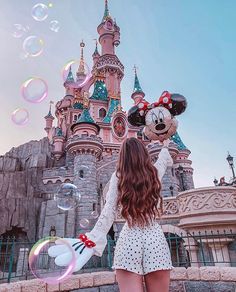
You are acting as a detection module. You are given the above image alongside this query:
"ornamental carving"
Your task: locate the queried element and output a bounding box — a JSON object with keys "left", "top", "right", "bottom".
{"left": 163, "top": 199, "right": 179, "bottom": 215}
{"left": 95, "top": 55, "right": 124, "bottom": 75}
{"left": 178, "top": 189, "right": 236, "bottom": 214}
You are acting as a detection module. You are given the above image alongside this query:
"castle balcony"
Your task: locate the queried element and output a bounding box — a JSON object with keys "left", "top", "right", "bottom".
{"left": 66, "top": 134, "right": 104, "bottom": 158}
{"left": 177, "top": 186, "right": 236, "bottom": 232}
{"left": 42, "top": 167, "right": 74, "bottom": 184}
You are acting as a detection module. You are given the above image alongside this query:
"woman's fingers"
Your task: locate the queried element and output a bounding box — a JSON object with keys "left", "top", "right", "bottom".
{"left": 48, "top": 244, "right": 70, "bottom": 257}
{"left": 55, "top": 252, "right": 74, "bottom": 267}
{"left": 73, "top": 248, "right": 95, "bottom": 272}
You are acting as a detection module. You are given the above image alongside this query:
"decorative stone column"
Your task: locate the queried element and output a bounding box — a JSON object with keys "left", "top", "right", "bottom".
{"left": 208, "top": 240, "right": 233, "bottom": 267}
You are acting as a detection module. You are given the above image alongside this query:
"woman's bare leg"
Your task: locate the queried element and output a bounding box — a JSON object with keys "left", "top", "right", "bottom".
{"left": 144, "top": 270, "right": 170, "bottom": 292}
{"left": 116, "top": 269, "right": 144, "bottom": 292}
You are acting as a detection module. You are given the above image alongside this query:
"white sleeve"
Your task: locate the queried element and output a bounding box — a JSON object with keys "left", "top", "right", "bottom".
{"left": 154, "top": 147, "right": 173, "bottom": 181}
{"left": 86, "top": 171, "right": 118, "bottom": 257}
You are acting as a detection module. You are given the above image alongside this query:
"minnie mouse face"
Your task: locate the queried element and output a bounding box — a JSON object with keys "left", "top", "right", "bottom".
{"left": 128, "top": 91, "right": 187, "bottom": 142}
{"left": 144, "top": 106, "right": 178, "bottom": 142}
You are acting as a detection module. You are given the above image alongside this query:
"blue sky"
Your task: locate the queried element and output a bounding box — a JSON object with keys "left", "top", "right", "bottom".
{"left": 0, "top": 0, "right": 235, "bottom": 187}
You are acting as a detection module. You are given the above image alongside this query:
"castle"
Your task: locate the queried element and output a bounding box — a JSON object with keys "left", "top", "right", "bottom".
{"left": 0, "top": 0, "right": 235, "bottom": 270}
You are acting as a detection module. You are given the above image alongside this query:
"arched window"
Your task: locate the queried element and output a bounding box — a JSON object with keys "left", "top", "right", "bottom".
{"left": 99, "top": 108, "right": 106, "bottom": 119}
{"left": 74, "top": 115, "right": 77, "bottom": 121}
{"left": 79, "top": 170, "right": 84, "bottom": 178}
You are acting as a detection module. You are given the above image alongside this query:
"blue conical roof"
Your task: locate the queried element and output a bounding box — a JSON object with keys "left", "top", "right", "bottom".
{"left": 133, "top": 71, "right": 143, "bottom": 93}
{"left": 77, "top": 108, "right": 95, "bottom": 124}
{"left": 171, "top": 132, "right": 187, "bottom": 150}
{"left": 66, "top": 66, "right": 75, "bottom": 83}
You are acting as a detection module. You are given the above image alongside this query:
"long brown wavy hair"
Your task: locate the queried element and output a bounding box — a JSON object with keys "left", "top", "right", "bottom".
{"left": 116, "top": 137, "right": 163, "bottom": 227}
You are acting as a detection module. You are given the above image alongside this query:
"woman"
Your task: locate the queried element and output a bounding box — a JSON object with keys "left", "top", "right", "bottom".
{"left": 49, "top": 137, "right": 173, "bottom": 292}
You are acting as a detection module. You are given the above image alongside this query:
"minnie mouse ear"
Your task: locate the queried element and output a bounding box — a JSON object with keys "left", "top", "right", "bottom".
{"left": 169, "top": 94, "right": 187, "bottom": 116}
{"left": 128, "top": 105, "right": 146, "bottom": 127}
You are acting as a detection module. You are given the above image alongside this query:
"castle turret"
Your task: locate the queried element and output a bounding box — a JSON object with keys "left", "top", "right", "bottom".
{"left": 97, "top": 0, "right": 120, "bottom": 55}
{"left": 131, "top": 66, "right": 145, "bottom": 105}
{"left": 44, "top": 102, "right": 55, "bottom": 138}
{"left": 67, "top": 98, "right": 103, "bottom": 233}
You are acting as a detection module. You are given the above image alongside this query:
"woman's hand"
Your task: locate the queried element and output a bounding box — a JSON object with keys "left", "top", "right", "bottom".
{"left": 158, "top": 138, "right": 171, "bottom": 148}
{"left": 48, "top": 234, "right": 95, "bottom": 272}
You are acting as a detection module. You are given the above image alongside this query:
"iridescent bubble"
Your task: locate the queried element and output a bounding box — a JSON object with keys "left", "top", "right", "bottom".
{"left": 32, "top": 3, "right": 48, "bottom": 21}
{"left": 29, "top": 236, "right": 76, "bottom": 284}
{"left": 54, "top": 183, "right": 81, "bottom": 211}
{"left": 91, "top": 211, "right": 99, "bottom": 219}
{"left": 50, "top": 20, "right": 60, "bottom": 32}
{"left": 23, "top": 36, "right": 44, "bottom": 57}
{"left": 12, "top": 24, "right": 29, "bottom": 38}
{"left": 11, "top": 108, "right": 29, "bottom": 126}
{"left": 77, "top": 165, "right": 91, "bottom": 181}
{"left": 79, "top": 218, "right": 90, "bottom": 229}
{"left": 62, "top": 60, "right": 91, "bottom": 88}
{"left": 21, "top": 77, "right": 48, "bottom": 103}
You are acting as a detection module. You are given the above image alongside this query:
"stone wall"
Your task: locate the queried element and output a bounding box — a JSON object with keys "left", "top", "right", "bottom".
{"left": 0, "top": 138, "right": 53, "bottom": 241}
{"left": 0, "top": 267, "right": 235, "bottom": 292}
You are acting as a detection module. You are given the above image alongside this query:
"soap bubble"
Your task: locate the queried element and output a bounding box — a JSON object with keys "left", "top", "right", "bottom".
{"left": 29, "top": 236, "right": 76, "bottom": 284}
{"left": 79, "top": 218, "right": 90, "bottom": 229}
{"left": 91, "top": 210, "right": 99, "bottom": 219}
{"left": 21, "top": 77, "right": 48, "bottom": 103}
{"left": 12, "top": 24, "right": 29, "bottom": 38}
{"left": 23, "top": 35, "right": 44, "bottom": 57}
{"left": 76, "top": 165, "right": 91, "bottom": 181}
{"left": 50, "top": 20, "right": 60, "bottom": 32}
{"left": 54, "top": 183, "right": 81, "bottom": 211}
{"left": 11, "top": 108, "right": 29, "bottom": 126}
{"left": 62, "top": 60, "right": 91, "bottom": 88}
{"left": 32, "top": 3, "right": 48, "bottom": 21}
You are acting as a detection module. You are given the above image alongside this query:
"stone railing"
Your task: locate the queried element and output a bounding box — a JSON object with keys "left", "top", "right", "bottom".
{"left": 0, "top": 267, "right": 235, "bottom": 292}
{"left": 177, "top": 186, "right": 236, "bottom": 229}
{"left": 113, "top": 186, "right": 236, "bottom": 229}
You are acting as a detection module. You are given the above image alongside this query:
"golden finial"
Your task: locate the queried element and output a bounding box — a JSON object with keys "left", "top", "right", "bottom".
{"left": 83, "top": 91, "right": 89, "bottom": 108}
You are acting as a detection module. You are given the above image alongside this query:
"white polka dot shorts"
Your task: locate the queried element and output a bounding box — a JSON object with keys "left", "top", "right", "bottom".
{"left": 112, "top": 220, "right": 173, "bottom": 275}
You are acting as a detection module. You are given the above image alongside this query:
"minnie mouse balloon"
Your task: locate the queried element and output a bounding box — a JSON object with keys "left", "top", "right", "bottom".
{"left": 144, "top": 106, "right": 178, "bottom": 142}
{"left": 128, "top": 91, "right": 187, "bottom": 142}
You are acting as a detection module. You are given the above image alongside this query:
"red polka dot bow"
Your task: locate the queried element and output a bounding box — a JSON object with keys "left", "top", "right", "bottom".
{"left": 152, "top": 91, "right": 173, "bottom": 110}
{"left": 79, "top": 234, "right": 96, "bottom": 248}
{"left": 137, "top": 91, "right": 173, "bottom": 116}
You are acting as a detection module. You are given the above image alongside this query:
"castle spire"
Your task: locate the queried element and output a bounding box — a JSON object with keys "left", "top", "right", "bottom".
{"left": 44, "top": 101, "right": 54, "bottom": 119}
{"left": 77, "top": 40, "right": 86, "bottom": 77}
{"left": 93, "top": 39, "right": 100, "bottom": 56}
{"left": 133, "top": 65, "right": 143, "bottom": 93}
{"left": 131, "top": 65, "right": 145, "bottom": 103}
{"left": 65, "top": 65, "right": 75, "bottom": 83}
{"left": 102, "top": 0, "right": 110, "bottom": 22}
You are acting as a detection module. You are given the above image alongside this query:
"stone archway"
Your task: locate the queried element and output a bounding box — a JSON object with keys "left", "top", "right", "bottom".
{"left": 161, "top": 224, "right": 198, "bottom": 267}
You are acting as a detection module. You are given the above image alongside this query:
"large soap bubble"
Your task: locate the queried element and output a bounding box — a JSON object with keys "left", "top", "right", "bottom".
{"left": 23, "top": 36, "right": 44, "bottom": 57}
{"left": 29, "top": 236, "right": 76, "bottom": 284}
{"left": 54, "top": 183, "right": 81, "bottom": 211}
{"left": 21, "top": 77, "right": 48, "bottom": 103}
{"left": 32, "top": 3, "right": 48, "bottom": 21}
{"left": 11, "top": 108, "right": 29, "bottom": 126}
